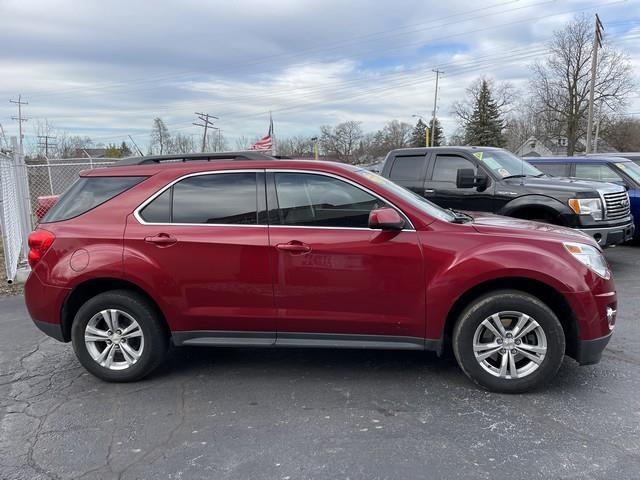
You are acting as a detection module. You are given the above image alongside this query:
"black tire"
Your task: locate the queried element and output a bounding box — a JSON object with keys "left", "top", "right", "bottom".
{"left": 452, "top": 290, "right": 565, "bottom": 393}
{"left": 71, "top": 290, "right": 169, "bottom": 382}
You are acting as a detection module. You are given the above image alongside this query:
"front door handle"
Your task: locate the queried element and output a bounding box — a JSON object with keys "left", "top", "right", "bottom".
{"left": 144, "top": 233, "right": 177, "bottom": 247}
{"left": 276, "top": 241, "right": 311, "bottom": 254}
{"left": 424, "top": 189, "right": 435, "bottom": 194}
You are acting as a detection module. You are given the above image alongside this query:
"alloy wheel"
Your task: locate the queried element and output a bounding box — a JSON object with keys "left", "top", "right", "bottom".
{"left": 84, "top": 309, "right": 145, "bottom": 370}
{"left": 472, "top": 310, "right": 547, "bottom": 379}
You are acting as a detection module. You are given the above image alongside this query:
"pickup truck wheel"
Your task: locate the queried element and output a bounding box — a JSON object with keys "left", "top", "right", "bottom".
{"left": 71, "top": 290, "right": 168, "bottom": 382}
{"left": 452, "top": 290, "right": 565, "bottom": 393}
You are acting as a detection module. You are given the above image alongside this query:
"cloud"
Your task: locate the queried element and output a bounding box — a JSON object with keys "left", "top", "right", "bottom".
{"left": 0, "top": 0, "right": 638, "bottom": 150}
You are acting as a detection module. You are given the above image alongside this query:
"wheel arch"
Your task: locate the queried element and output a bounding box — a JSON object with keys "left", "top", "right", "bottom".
{"left": 499, "top": 195, "right": 569, "bottom": 224}
{"left": 442, "top": 277, "right": 579, "bottom": 359}
{"left": 60, "top": 277, "right": 168, "bottom": 342}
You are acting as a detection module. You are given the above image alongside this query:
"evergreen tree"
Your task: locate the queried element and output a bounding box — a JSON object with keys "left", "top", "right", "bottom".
{"left": 463, "top": 80, "right": 505, "bottom": 147}
{"left": 428, "top": 117, "right": 445, "bottom": 146}
{"left": 120, "top": 141, "right": 133, "bottom": 157}
{"left": 410, "top": 119, "right": 428, "bottom": 147}
{"left": 410, "top": 118, "right": 445, "bottom": 147}
{"left": 104, "top": 143, "right": 122, "bottom": 158}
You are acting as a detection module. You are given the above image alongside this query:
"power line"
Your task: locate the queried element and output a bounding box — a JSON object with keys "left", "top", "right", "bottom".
{"left": 192, "top": 112, "right": 218, "bottom": 152}
{"left": 9, "top": 95, "right": 29, "bottom": 155}
{"left": 37, "top": 135, "right": 57, "bottom": 156}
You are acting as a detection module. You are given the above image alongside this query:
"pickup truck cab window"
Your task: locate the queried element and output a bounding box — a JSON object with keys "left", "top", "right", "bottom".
{"left": 388, "top": 155, "right": 427, "bottom": 181}
{"left": 432, "top": 155, "right": 477, "bottom": 184}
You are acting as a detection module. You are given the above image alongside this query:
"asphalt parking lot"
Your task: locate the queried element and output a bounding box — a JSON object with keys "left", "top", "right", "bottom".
{"left": 1, "top": 246, "right": 639, "bottom": 480}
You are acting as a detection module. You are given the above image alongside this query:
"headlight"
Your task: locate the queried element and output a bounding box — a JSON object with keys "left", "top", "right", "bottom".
{"left": 568, "top": 198, "right": 603, "bottom": 220}
{"left": 564, "top": 242, "right": 610, "bottom": 278}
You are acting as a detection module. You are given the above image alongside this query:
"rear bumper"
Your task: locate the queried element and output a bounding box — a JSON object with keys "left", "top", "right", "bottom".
{"left": 33, "top": 319, "right": 66, "bottom": 342}
{"left": 575, "top": 332, "right": 613, "bottom": 365}
{"left": 24, "top": 271, "right": 70, "bottom": 343}
{"left": 579, "top": 222, "right": 634, "bottom": 247}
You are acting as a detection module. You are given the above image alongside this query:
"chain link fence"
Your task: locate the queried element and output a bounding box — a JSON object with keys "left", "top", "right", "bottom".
{"left": 0, "top": 152, "right": 25, "bottom": 282}
{"left": 26, "top": 158, "right": 115, "bottom": 217}
{"left": 0, "top": 152, "right": 116, "bottom": 282}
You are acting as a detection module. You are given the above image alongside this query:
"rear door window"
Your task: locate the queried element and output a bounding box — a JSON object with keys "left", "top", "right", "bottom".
{"left": 42, "top": 176, "right": 145, "bottom": 223}
{"left": 531, "top": 163, "right": 569, "bottom": 177}
{"left": 140, "top": 172, "right": 259, "bottom": 225}
{"left": 575, "top": 164, "right": 622, "bottom": 183}
{"left": 389, "top": 155, "right": 427, "bottom": 181}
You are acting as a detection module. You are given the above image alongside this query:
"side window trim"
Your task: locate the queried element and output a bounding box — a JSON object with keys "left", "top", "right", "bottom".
{"left": 265, "top": 169, "right": 415, "bottom": 231}
{"left": 134, "top": 169, "right": 266, "bottom": 227}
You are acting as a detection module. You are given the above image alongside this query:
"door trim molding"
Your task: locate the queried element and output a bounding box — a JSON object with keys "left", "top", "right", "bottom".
{"left": 172, "top": 330, "right": 441, "bottom": 352}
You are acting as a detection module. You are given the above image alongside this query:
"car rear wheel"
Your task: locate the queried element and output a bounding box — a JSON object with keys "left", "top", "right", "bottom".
{"left": 452, "top": 290, "right": 565, "bottom": 393}
{"left": 71, "top": 290, "right": 168, "bottom": 382}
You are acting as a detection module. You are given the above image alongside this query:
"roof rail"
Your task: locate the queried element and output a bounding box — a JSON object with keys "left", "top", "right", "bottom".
{"left": 115, "top": 151, "right": 274, "bottom": 166}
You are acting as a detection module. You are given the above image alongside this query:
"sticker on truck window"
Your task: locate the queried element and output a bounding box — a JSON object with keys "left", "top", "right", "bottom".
{"left": 480, "top": 156, "right": 501, "bottom": 170}
{"left": 473, "top": 152, "right": 483, "bottom": 160}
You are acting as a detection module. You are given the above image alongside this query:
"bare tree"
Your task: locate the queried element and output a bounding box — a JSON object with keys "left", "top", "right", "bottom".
{"left": 601, "top": 116, "right": 640, "bottom": 152}
{"left": 169, "top": 133, "right": 196, "bottom": 154}
{"left": 277, "top": 135, "right": 316, "bottom": 157}
{"left": 57, "top": 132, "right": 94, "bottom": 158}
{"left": 149, "top": 117, "right": 171, "bottom": 155}
{"left": 530, "top": 15, "right": 634, "bottom": 156}
{"left": 320, "top": 121, "right": 363, "bottom": 163}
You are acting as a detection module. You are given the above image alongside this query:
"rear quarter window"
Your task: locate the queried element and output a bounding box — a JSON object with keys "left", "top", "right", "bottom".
{"left": 42, "top": 176, "right": 145, "bottom": 223}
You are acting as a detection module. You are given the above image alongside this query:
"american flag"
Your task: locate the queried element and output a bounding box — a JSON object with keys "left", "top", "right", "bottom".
{"left": 249, "top": 114, "right": 274, "bottom": 151}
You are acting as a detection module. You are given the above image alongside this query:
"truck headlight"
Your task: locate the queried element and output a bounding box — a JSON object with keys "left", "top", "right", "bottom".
{"left": 568, "top": 198, "right": 603, "bottom": 220}
{"left": 564, "top": 242, "right": 610, "bottom": 278}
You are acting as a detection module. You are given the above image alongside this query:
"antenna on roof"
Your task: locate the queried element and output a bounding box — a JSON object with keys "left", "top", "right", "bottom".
{"left": 128, "top": 135, "right": 144, "bottom": 156}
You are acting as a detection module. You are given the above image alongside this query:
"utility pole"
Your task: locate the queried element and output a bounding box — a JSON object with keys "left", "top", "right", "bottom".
{"left": 10, "top": 95, "right": 28, "bottom": 155}
{"left": 593, "top": 101, "right": 604, "bottom": 153}
{"left": 37, "top": 135, "right": 57, "bottom": 157}
{"left": 193, "top": 112, "right": 218, "bottom": 153}
{"left": 585, "top": 14, "right": 604, "bottom": 154}
{"left": 430, "top": 70, "right": 443, "bottom": 147}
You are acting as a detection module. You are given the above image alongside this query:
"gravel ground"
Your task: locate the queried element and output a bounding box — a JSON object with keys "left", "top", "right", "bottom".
{"left": 0, "top": 246, "right": 639, "bottom": 479}
{"left": 0, "top": 242, "right": 23, "bottom": 296}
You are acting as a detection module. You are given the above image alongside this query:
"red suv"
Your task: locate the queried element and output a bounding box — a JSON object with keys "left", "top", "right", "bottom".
{"left": 24, "top": 153, "right": 616, "bottom": 392}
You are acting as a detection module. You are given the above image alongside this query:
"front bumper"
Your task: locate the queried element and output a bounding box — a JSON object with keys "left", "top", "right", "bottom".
{"left": 575, "top": 332, "right": 613, "bottom": 365}
{"left": 579, "top": 222, "right": 635, "bottom": 247}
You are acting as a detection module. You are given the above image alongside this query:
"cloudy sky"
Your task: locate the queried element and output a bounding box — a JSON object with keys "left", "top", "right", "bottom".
{"left": 1, "top": 0, "right": 639, "bottom": 152}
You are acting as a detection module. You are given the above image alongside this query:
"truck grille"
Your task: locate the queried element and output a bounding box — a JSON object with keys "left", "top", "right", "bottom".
{"left": 603, "top": 191, "right": 631, "bottom": 219}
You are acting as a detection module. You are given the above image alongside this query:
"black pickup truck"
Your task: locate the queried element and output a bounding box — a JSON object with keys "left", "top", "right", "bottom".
{"left": 380, "top": 146, "right": 634, "bottom": 247}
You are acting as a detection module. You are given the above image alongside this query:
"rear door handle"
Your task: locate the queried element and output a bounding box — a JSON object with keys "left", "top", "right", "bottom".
{"left": 424, "top": 189, "right": 435, "bottom": 194}
{"left": 144, "top": 233, "right": 177, "bottom": 247}
{"left": 276, "top": 241, "right": 311, "bottom": 254}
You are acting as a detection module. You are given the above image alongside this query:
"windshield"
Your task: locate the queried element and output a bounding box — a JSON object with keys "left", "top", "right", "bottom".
{"left": 615, "top": 161, "right": 640, "bottom": 185}
{"left": 355, "top": 169, "right": 456, "bottom": 222}
{"left": 474, "top": 149, "right": 543, "bottom": 178}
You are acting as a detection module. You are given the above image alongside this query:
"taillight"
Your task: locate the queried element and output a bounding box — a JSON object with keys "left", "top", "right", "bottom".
{"left": 28, "top": 229, "right": 56, "bottom": 268}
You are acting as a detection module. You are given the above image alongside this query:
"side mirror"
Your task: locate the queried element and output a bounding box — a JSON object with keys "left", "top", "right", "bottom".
{"left": 456, "top": 168, "right": 488, "bottom": 189}
{"left": 456, "top": 168, "right": 476, "bottom": 188}
{"left": 368, "top": 207, "right": 405, "bottom": 231}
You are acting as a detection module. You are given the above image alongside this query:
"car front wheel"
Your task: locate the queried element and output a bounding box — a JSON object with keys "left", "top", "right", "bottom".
{"left": 453, "top": 290, "right": 565, "bottom": 393}
{"left": 71, "top": 290, "right": 168, "bottom": 382}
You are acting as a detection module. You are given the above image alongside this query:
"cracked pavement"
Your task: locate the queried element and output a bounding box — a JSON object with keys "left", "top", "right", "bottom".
{"left": 1, "top": 246, "right": 639, "bottom": 479}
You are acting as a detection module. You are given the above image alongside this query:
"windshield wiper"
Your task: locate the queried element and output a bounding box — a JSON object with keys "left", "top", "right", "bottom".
{"left": 448, "top": 208, "right": 473, "bottom": 224}
{"left": 502, "top": 174, "right": 527, "bottom": 179}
